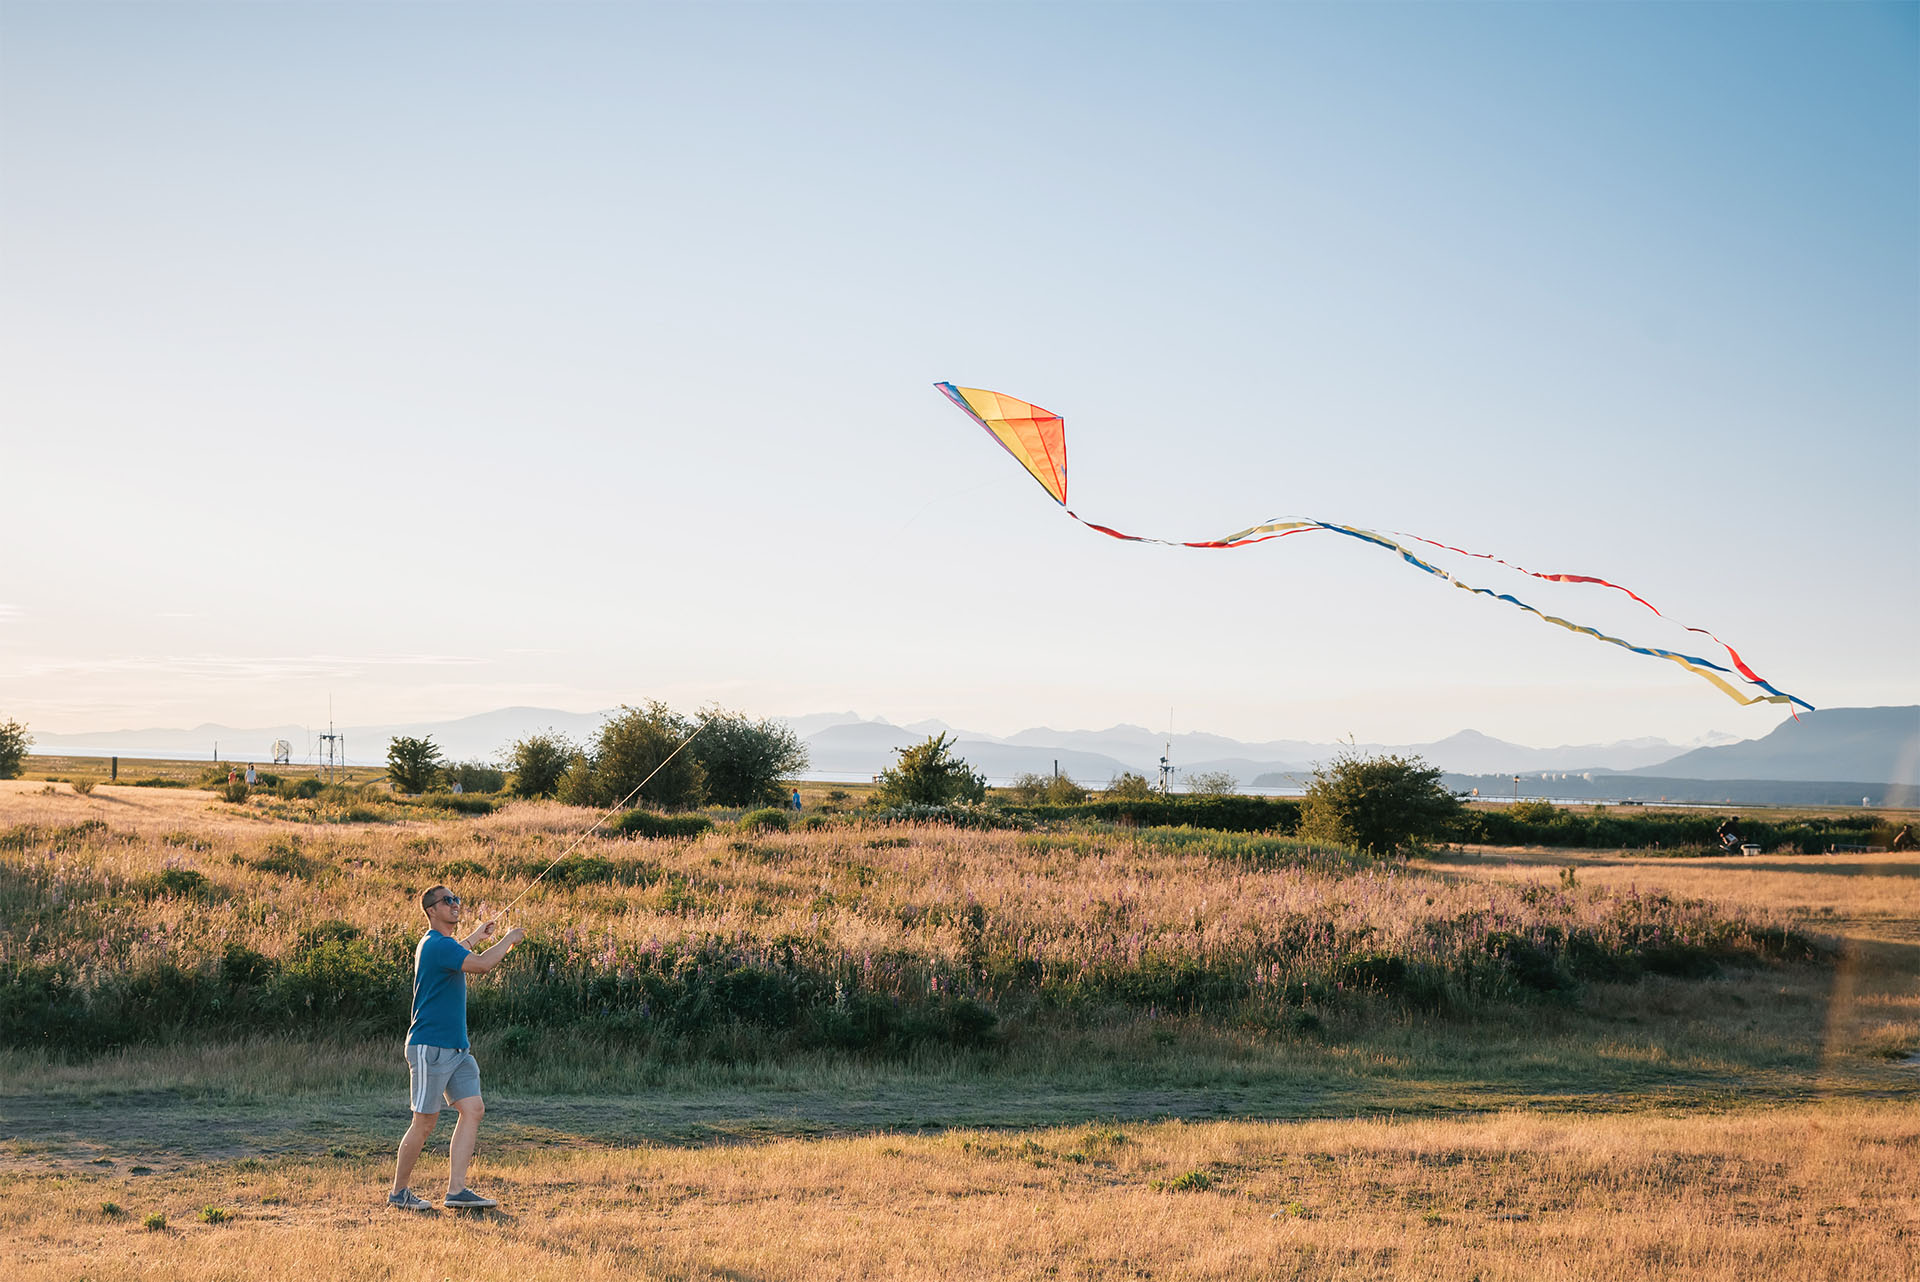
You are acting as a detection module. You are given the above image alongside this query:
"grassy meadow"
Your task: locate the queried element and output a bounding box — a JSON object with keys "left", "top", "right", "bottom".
{"left": 2, "top": 778, "right": 1916, "bottom": 1279}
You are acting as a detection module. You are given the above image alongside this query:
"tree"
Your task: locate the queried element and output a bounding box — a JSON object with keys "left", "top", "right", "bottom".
{"left": 1105, "top": 771, "right": 1154, "bottom": 800}
{"left": 0, "top": 718, "right": 30, "bottom": 780}
{"left": 692, "top": 707, "right": 809, "bottom": 806}
{"left": 561, "top": 702, "right": 705, "bottom": 811}
{"left": 386, "top": 736, "right": 443, "bottom": 794}
{"left": 1185, "top": 770, "right": 1240, "bottom": 798}
{"left": 1299, "top": 750, "right": 1460, "bottom": 856}
{"left": 874, "top": 733, "right": 986, "bottom": 807}
{"left": 506, "top": 731, "right": 575, "bottom": 799}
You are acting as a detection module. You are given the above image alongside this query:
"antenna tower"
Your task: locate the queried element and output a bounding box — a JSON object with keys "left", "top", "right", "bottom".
{"left": 1158, "top": 708, "right": 1176, "bottom": 795}
{"left": 313, "top": 697, "right": 346, "bottom": 784}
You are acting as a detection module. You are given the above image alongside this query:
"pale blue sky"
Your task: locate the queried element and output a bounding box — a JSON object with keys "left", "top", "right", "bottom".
{"left": 3, "top": 2, "right": 1914, "bottom": 747}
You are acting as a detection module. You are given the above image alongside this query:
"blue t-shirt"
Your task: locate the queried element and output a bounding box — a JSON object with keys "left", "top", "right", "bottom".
{"left": 408, "top": 930, "right": 472, "bottom": 1050}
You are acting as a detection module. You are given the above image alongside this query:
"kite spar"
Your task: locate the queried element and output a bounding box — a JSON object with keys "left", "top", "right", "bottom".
{"left": 934, "top": 382, "right": 1810, "bottom": 713}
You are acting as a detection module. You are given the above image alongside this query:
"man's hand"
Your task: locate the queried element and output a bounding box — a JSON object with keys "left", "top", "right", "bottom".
{"left": 503, "top": 925, "right": 527, "bottom": 947}
{"left": 473, "top": 916, "right": 498, "bottom": 941}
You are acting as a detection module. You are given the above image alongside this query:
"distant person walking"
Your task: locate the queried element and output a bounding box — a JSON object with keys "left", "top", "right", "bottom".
{"left": 244, "top": 763, "right": 257, "bottom": 787}
{"left": 388, "top": 885, "right": 525, "bottom": 1212}
{"left": 791, "top": 789, "right": 802, "bottom": 812}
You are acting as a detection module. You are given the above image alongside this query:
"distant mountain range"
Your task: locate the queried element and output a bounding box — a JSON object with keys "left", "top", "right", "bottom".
{"left": 28, "top": 703, "right": 1919, "bottom": 792}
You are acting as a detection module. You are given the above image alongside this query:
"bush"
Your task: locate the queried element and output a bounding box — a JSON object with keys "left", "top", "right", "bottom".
{"left": 693, "top": 707, "right": 809, "bottom": 807}
{"left": 386, "top": 736, "right": 443, "bottom": 794}
{"left": 998, "top": 795, "right": 1301, "bottom": 833}
{"left": 443, "top": 761, "right": 506, "bottom": 795}
{"left": 71, "top": 778, "right": 96, "bottom": 796}
{"left": 1184, "top": 770, "right": 1240, "bottom": 798}
{"left": 1006, "top": 772, "right": 1050, "bottom": 803}
{"left": 219, "top": 781, "right": 249, "bottom": 804}
{"left": 562, "top": 703, "right": 705, "bottom": 810}
{"left": 739, "top": 807, "right": 791, "bottom": 834}
{"left": 608, "top": 809, "right": 714, "bottom": 840}
{"left": 866, "top": 803, "right": 1027, "bottom": 830}
{"left": 0, "top": 717, "right": 29, "bottom": 779}
{"left": 1105, "top": 771, "right": 1155, "bottom": 800}
{"left": 144, "top": 868, "right": 213, "bottom": 899}
{"left": 1300, "top": 751, "right": 1460, "bottom": 856}
{"left": 506, "top": 731, "right": 575, "bottom": 799}
{"left": 416, "top": 793, "right": 499, "bottom": 816}
{"left": 874, "top": 734, "right": 986, "bottom": 807}
{"left": 1005, "top": 772, "right": 1090, "bottom": 804}
{"left": 245, "top": 838, "right": 319, "bottom": 879}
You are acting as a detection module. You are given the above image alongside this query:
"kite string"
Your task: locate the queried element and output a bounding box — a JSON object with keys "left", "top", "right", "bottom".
{"left": 497, "top": 720, "right": 709, "bottom": 917}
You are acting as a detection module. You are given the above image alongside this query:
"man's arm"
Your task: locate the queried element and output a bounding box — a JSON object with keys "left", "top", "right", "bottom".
{"left": 461, "top": 926, "right": 526, "bottom": 975}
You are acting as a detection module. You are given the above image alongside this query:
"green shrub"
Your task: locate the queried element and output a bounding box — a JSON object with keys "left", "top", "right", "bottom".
{"left": 71, "top": 778, "right": 97, "bottom": 796}
{"left": 506, "top": 732, "right": 575, "bottom": 799}
{"left": 443, "top": 761, "right": 506, "bottom": 795}
{"left": 874, "top": 734, "right": 986, "bottom": 807}
{"left": 1184, "top": 771, "right": 1239, "bottom": 798}
{"left": 417, "top": 793, "right": 498, "bottom": 816}
{"left": 608, "top": 809, "right": 714, "bottom": 840}
{"left": 739, "top": 807, "right": 791, "bottom": 834}
{"left": 692, "top": 707, "right": 808, "bottom": 806}
{"left": 998, "top": 796, "right": 1301, "bottom": 833}
{"left": 219, "top": 781, "right": 249, "bottom": 804}
{"left": 144, "top": 1212, "right": 166, "bottom": 1232}
{"left": 246, "top": 846, "right": 319, "bottom": 879}
{"left": 0, "top": 718, "right": 30, "bottom": 780}
{"left": 866, "top": 804, "right": 1027, "bottom": 830}
{"left": 198, "top": 1205, "right": 230, "bottom": 1224}
{"left": 562, "top": 704, "right": 705, "bottom": 810}
{"left": 144, "top": 868, "right": 213, "bottom": 899}
{"left": 1003, "top": 771, "right": 1099, "bottom": 804}
{"left": 1300, "top": 751, "right": 1459, "bottom": 855}
{"left": 386, "top": 736, "right": 443, "bottom": 794}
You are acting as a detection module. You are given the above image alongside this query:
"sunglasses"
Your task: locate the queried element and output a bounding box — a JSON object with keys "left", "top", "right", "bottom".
{"left": 431, "top": 894, "right": 461, "bottom": 909}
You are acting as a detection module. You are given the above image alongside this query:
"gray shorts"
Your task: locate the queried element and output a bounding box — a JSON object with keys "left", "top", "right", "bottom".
{"left": 405, "top": 1043, "right": 480, "bottom": 1113}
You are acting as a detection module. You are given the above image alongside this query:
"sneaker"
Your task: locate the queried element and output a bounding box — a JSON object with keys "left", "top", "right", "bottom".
{"left": 443, "top": 1188, "right": 498, "bottom": 1210}
{"left": 387, "top": 1188, "right": 434, "bottom": 1213}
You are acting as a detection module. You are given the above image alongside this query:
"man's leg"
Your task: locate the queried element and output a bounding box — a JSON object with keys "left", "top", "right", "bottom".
{"left": 446, "top": 1094, "right": 484, "bottom": 1195}
{"left": 392, "top": 1111, "right": 439, "bottom": 1194}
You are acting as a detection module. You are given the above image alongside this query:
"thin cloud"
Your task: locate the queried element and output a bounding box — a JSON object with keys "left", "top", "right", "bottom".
{"left": 21, "top": 653, "right": 489, "bottom": 682}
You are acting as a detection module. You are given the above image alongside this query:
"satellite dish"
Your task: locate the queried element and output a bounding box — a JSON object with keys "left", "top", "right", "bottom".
{"left": 271, "top": 740, "right": 292, "bottom": 765}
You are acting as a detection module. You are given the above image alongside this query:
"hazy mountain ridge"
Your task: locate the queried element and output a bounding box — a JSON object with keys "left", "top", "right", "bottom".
{"left": 34, "top": 705, "right": 1910, "bottom": 787}
{"left": 1619, "top": 706, "right": 1919, "bottom": 786}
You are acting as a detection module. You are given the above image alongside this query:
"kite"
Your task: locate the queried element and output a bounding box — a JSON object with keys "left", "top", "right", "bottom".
{"left": 935, "top": 382, "right": 1811, "bottom": 712}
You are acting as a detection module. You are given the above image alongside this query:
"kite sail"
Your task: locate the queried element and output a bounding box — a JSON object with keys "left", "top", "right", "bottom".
{"left": 935, "top": 382, "right": 1811, "bottom": 712}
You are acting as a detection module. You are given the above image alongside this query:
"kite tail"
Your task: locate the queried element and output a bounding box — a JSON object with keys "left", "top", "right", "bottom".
{"left": 1066, "top": 511, "right": 1814, "bottom": 713}
{"left": 1387, "top": 530, "right": 1783, "bottom": 695}
{"left": 935, "top": 382, "right": 1810, "bottom": 714}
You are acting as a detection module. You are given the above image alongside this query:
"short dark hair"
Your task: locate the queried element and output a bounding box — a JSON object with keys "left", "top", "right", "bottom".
{"left": 421, "top": 884, "right": 451, "bottom": 913}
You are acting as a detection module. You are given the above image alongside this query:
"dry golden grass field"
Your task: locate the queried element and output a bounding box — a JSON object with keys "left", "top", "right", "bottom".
{"left": 2, "top": 780, "right": 1915, "bottom": 1280}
